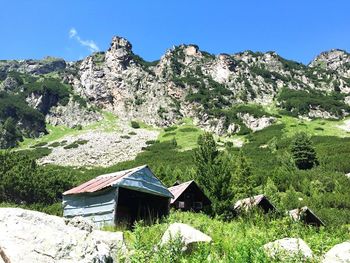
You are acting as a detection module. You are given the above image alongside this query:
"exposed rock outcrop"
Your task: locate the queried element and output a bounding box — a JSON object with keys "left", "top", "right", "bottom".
{"left": 46, "top": 100, "right": 103, "bottom": 128}
{"left": 238, "top": 113, "right": 276, "bottom": 132}
{"left": 310, "top": 49, "right": 350, "bottom": 78}
{"left": 308, "top": 107, "right": 339, "bottom": 119}
{"left": 0, "top": 208, "right": 125, "bottom": 263}
{"left": 0, "top": 57, "right": 66, "bottom": 75}
{"left": 0, "top": 76, "right": 20, "bottom": 92}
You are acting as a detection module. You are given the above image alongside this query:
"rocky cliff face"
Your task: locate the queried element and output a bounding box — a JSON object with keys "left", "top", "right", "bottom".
{"left": 310, "top": 49, "right": 350, "bottom": 78}
{"left": 64, "top": 37, "right": 350, "bottom": 131}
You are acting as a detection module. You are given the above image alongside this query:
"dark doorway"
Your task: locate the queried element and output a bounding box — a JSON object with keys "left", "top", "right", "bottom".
{"left": 115, "top": 187, "right": 169, "bottom": 226}
{"left": 258, "top": 198, "right": 276, "bottom": 213}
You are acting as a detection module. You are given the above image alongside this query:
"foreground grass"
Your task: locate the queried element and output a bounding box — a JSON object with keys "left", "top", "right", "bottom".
{"left": 115, "top": 211, "right": 349, "bottom": 263}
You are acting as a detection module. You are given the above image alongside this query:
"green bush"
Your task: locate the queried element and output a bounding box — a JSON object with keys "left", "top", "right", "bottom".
{"left": 131, "top": 121, "right": 140, "bottom": 129}
{"left": 145, "top": 140, "right": 159, "bottom": 145}
{"left": 63, "top": 143, "right": 79, "bottom": 149}
{"left": 178, "top": 127, "right": 198, "bottom": 132}
{"left": 0, "top": 151, "right": 74, "bottom": 204}
{"left": 164, "top": 126, "right": 177, "bottom": 132}
{"left": 49, "top": 142, "right": 61, "bottom": 147}
{"left": 30, "top": 141, "right": 48, "bottom": 148}
{"left": 76, "top": 139, "right": 88, "bottom": 145}
{"left": 277, "top": 88, "right": 350, "bottom": 117}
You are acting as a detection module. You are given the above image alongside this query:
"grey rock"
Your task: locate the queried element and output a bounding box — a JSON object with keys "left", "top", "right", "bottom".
{"left": 0, "top": 208, "right": 125, "bottom": 263}
{"left": 46, "top": 99, "right": 103, "bottom": 128}
{"left": 160, "top": 223, "right": 212, "bottom": 250}
{"left": 0, "top": 76, "right": 20, "bottom": 92}
{"left": 322, "top": 241, "right": 350, "bottom": 263}
{"left": 263, "top": 238, "right": 313, "bottom": 261}
{"left": 238, "top": 113, "right": 276, "bottom": 132}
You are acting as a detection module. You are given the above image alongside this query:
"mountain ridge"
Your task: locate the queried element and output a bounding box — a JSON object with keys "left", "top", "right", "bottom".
{"left": 1, "top": 36, "right": 350, "bottom": 148}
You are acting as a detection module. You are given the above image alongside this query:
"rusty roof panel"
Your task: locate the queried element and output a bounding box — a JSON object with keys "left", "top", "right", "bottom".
{"left": 168, "top": 180, "right": 194, "bottom": 203}
{"left": 63, "top": 165, "right": 147, "bottom": 195}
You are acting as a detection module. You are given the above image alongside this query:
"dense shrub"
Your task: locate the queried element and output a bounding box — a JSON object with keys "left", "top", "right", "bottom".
{"left": 0, "top": 151, "right": 74, "bottom": 204}
{"left": 277, "top": 88, "right": 350, "bottom": 117}
{"left": 131, "top": 121, "right": 140, "bottom": 129}
{"left": 164, "top": 126, "right": 177, "bottom": 132}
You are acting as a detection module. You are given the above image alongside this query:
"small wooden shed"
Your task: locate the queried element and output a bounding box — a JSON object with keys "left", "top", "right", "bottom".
{"left": 289, "top": 206, "right": 325, "bottom": 227}
{"left": 234, "top": 194, "right": 276, "bottom": 213}
{"left": 62, "top": 165, "right": 173, "bottom": 226}
{"left": 168, "top": 180, "right": 211, "bottom": 212}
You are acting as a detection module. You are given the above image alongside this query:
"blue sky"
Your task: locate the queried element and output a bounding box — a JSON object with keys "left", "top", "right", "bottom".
{"left": 0, "top": 0, "right": 349, "bottom": 64}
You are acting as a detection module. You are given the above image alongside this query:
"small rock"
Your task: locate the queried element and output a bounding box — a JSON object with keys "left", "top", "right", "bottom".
{"left": 322, "top": 241, "right": 350, "bottom": 263}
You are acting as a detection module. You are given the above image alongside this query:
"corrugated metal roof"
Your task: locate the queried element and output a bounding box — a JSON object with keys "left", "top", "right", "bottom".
{"left": 63, "top": 165, "right": 147, "bottom": 195}
{"left": 234, "top": 194, "right": 266, "bottom": 210}
{"left": 168, "top": 180, "right": 194, "bottom": 203}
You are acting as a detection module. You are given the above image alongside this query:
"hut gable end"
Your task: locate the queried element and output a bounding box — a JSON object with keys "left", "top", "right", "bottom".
{"left": 234, "top": 194, "right": 276, "bottom": 213}
{"left": 168, "top": 180, "right": 211, "bottom": 212}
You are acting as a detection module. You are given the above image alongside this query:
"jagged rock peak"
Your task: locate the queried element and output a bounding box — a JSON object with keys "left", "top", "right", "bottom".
{"left": 109, "top": 36, "right": 132, "bottom": 51}
{"left": 310, "top": 49, "right": 350, "bottom": 67}
{"left": 309, "top": 49, "right": 350, "bottom": 78}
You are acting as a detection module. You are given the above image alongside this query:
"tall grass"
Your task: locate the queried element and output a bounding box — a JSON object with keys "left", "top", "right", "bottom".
{"left": 116, "top": 211, "right": 349, "bottom": 263}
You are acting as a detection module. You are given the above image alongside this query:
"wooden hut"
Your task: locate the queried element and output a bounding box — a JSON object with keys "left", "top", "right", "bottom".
{"left": 168, "top": 180, "right": 211, "bottom": 212}
{"left": 288, "top": 206, "right": 325, "bottom": 227}
{"left": 62, "top": 165, "right": 173, "bottom": 226}
{"left": 234, "top": 194, "right": 276, "bottom": 213}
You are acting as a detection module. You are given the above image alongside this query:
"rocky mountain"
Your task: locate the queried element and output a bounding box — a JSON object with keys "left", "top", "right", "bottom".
{"left": 0, "top": 36, "right": 350, "bottom": 147}
{"left": 67, "top": 38, "right": 350, "bottom": 130}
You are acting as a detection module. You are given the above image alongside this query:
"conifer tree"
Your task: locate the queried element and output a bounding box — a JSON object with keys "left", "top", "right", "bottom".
{"left": 290, "top": 132, "right": 319, "bottom": 170}
{"left": 193, "top": 132, "right": 234, "bottom": 216}
{"left": 232, "top": 152, "right": 254, "bottom": 199}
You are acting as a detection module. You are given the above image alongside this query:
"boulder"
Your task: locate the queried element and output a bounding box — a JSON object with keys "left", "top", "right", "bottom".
{"left": 160, "top": 223, "right": 212, "bottom": 249}
{"left": 263, "top": 238, "right": 313, "bottom": 260}
{"left": 0, "top": 208, "right": 125, "bottom": 263}
{"left": 322, "top": 241, "right": 350, "bottom": 263}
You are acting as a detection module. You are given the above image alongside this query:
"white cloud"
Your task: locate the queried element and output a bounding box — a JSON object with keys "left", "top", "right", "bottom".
{"left": 69, "top": 28, "right": 77, "bottom": 38}
{"left": 69, "top": 27, "right": 99, "bottom": 52}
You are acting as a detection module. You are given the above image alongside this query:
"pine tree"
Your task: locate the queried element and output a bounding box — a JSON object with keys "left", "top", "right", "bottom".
{"left": 232, "top": 152, "right": 254, "bottom": 199}
{"left": 290, "top": 132, "right": 319, "bottom": 170}
{"left": 193, "top": 132, "right": 219, "bottom": 189}
{"left": 193, "top": 132, "right": 234, "bottom": 216}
